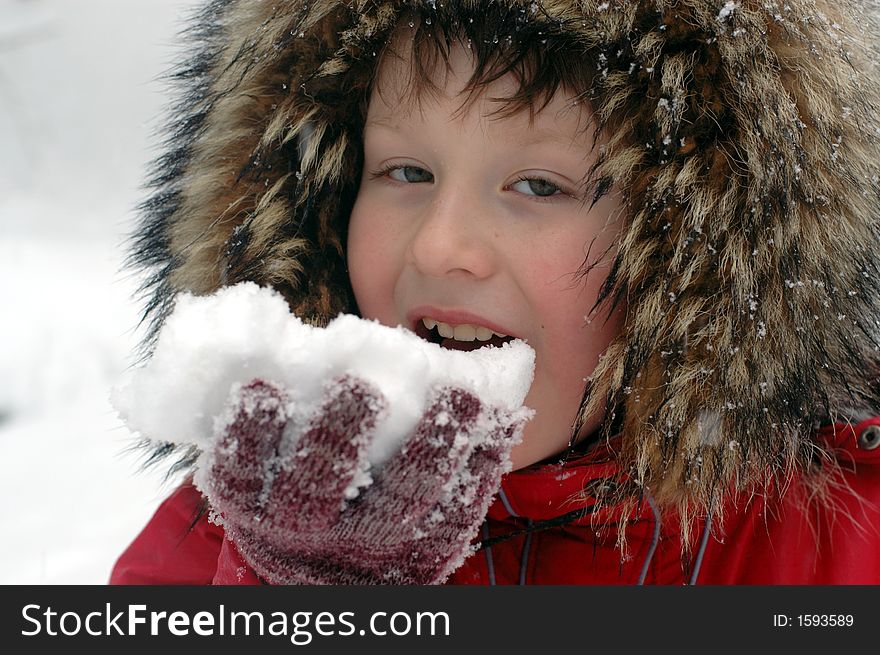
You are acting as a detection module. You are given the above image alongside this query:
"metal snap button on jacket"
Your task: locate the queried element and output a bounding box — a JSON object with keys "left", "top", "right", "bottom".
{"left": 857, "top": 424, "right": 880, "bottom": 451}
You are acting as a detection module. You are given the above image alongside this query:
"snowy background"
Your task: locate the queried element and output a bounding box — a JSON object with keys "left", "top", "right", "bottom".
{"left": 0, "top": 0, "right": 202, "bottom": 583}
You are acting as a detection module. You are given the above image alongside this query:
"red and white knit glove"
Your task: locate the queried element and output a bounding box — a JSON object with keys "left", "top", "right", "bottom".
{"left": 200, "top": 375, "right": 529, "bottom": 584}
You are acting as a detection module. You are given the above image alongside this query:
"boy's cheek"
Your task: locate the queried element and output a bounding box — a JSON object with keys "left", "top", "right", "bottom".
{"left": 513, "top": 308, "right": 624, "bottom": 466}
{"left": 347, "top": 204, "right": 386, "bottom": 308}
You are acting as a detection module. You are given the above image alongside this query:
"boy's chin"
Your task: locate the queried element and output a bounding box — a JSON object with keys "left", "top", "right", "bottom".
{"left": 509, "top": 447, "right": 542, "bottom": 472}
{"left": 508, "top": 413, "right": 595, "bottom": 470}
{"left": 508, "top": 437, "right": 562, "bottom": 471}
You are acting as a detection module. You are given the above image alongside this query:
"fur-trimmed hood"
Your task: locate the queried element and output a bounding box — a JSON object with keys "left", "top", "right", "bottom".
{"left": 131, "top": 0, "right": 880, "bottom": 513}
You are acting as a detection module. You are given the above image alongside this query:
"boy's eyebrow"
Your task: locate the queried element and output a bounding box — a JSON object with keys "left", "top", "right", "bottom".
{"left": 364, "top": 116, "right": 398, "bottom": 129}
{"left": 508, "top": 129, "right": 582, "bottom": 150}
{"left": 364, "top": 112, "right": 417, "bottom": 131}
{"left": 366, "top": 116, "right": 582, "bottom": 150}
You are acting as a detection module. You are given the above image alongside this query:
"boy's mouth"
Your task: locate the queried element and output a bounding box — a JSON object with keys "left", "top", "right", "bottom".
{"left": 413, "top": 317, "right": 514, "bottom": 352}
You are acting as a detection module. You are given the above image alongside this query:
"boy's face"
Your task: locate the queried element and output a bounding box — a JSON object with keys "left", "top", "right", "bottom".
{"left": 347, "top": 42, "right": 624, "bottom": 470}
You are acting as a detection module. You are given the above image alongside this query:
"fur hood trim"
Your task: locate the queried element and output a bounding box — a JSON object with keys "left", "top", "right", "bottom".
{"left": 131, "top": 0, "right": 880, "bottom": 513}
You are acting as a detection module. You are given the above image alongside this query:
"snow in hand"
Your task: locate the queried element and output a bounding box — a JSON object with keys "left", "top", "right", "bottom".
{"left": 113, "top": 282, "right": 535, "bottom": 480}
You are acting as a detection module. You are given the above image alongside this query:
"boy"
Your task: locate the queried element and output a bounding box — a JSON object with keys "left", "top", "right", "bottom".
{"left": 113, "top": 0, "right": 880, "bottom": 584}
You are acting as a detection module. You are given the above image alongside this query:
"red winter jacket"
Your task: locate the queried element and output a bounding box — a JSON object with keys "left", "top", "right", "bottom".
{"left": 111, "top": 417, "right": 880, "bottom": 585}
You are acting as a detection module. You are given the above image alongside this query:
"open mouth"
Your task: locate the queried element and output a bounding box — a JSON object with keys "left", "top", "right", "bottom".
{"left": 413, "top": 319, "right": 515, "bottom": 352}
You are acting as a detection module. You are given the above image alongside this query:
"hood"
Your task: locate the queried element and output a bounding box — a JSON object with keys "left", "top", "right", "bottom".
{"left": 129, "top": 0, "right": 880, "bottom": 515}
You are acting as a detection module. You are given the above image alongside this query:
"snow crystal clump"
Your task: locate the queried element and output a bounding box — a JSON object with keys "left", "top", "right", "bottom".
{"left": 717, "top": 1, "right": 737, "bottom": 22}
{"left": 113, "top": 282, "right": 535, "bottom": 468}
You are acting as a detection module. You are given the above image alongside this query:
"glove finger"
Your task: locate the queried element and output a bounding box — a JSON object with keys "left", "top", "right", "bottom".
{"left": 263, "top": 373, "right": 386, "bottom": 532}
{"left": 424, "top": 406, "right": 529, "bottom": 547}
{"left": 387, "top": 435, "right": 505, "bottom": 585}
{"left": 363, "top": 385, "right": 482, "bottom": 524}
{"left": 208, "top": 379, "right": 289, "bottom": 519}
{"left": 450, "top": 405, "right": 529, "bottom": 509}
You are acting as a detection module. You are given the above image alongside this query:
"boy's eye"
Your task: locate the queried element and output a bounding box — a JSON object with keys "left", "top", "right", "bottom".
{"left": 388, "top": 166, "right": 434, "bottom": 183}
{"left": 511, "top": 177, "right": 562, "bottom": 197}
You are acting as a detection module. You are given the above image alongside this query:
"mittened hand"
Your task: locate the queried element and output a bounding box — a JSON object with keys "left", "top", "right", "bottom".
{"left": 200, "top": 375, "right": 530, "bottom": 584}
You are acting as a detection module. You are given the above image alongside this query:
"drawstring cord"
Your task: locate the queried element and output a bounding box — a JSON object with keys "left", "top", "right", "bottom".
{"left": 497, "top": 487, "right": 517, "bottom": 517}
{"left": 476, "top": 505, "right": 598, "bottom": 550}
{"left": 518, "top": 521, "right": 533, "bottom": 585}
{"left": 688, "top": 499, "right": 715, "bottom": 585}
{"left": 496, "top": 488, "right": 533, "bottom": 585}
{"left": 480, "top": 521, "right": 497, "bottom": 585}
{"left": 478, "top": 485, "right": 716, "bottom": 585}
{"left": 636, "top": 489, "right": 661, "bottom": 585}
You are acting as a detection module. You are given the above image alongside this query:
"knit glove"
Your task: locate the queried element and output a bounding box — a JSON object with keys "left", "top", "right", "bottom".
{"left": 200, "top": 375, "right": 530, "bottom": 584}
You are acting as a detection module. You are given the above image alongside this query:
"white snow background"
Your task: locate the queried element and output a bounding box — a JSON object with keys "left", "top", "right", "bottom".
{"left": 0, "top": 0, "right": 204, "bottom": 583}
{"left": 1, "top": 0, "right": 537, "bottom": 585}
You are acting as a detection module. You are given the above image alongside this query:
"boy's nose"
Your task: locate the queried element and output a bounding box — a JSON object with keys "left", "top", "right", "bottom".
{"left": 406, "top": 186, "right": 496, "bottom": 280}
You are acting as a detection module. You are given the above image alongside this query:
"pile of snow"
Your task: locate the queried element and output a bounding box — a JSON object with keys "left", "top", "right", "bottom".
{"left": 0, "top": 0, "right": 205, "bottom": 583}
{"left": 113, "top": 283, "right": 536, "bottom": 470}
{"left": 0, "top": 233, "right": 173, "bottom": 584}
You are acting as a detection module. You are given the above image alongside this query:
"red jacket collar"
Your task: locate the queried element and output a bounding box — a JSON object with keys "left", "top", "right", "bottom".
{"left": 490, "top": 417, "right": 880, "bottom": 525}
{"left": 490, "top": 439, "right": 626, "bottom": 523}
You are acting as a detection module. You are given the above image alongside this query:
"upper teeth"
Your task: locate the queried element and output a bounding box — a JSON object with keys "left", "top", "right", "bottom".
{"left": 422, "top": 317, "right": 509, "bottom": 342}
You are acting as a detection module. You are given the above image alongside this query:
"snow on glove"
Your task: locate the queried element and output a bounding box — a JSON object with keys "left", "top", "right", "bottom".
{"left": 200, "top": 375, "right": 530, "bottom": 585}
